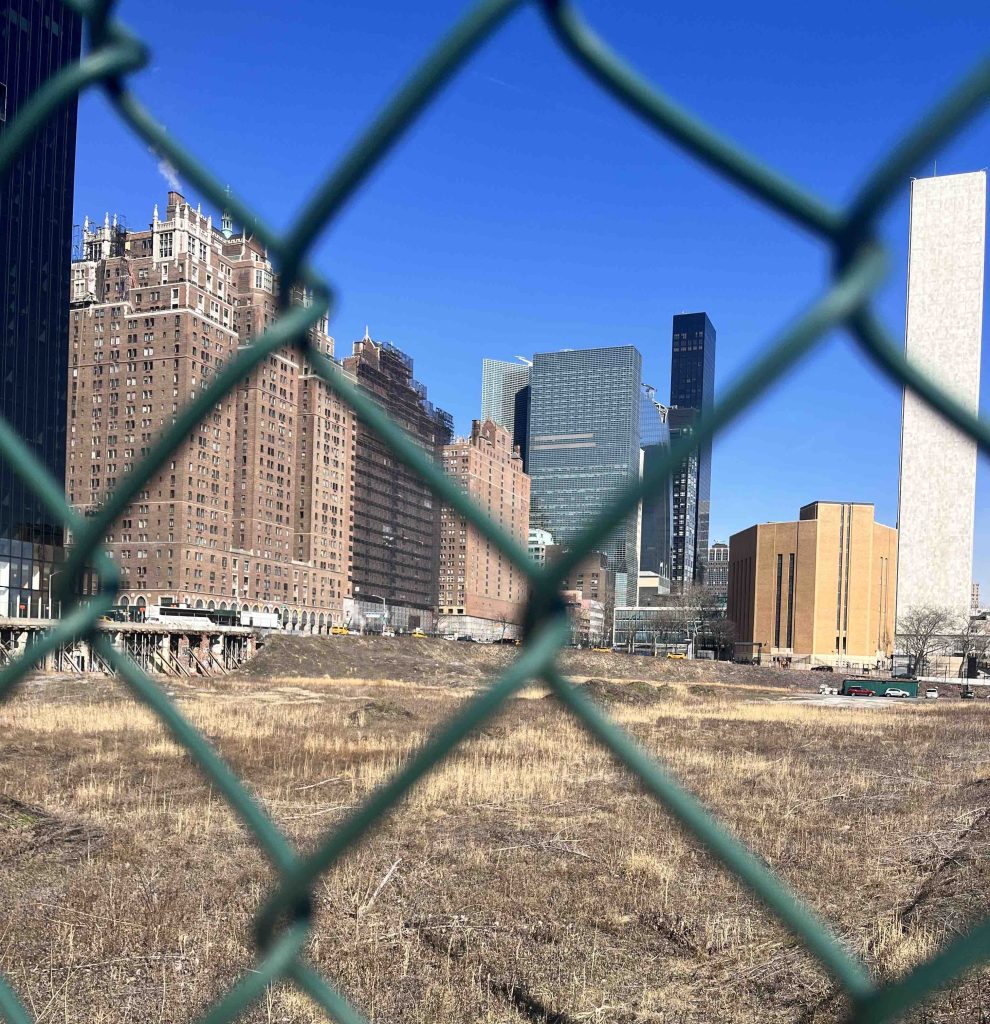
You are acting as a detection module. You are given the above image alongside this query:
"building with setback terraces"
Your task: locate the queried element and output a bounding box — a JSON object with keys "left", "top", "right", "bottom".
{"left": 66, "top": 192, "right": 355, "bottom": 629}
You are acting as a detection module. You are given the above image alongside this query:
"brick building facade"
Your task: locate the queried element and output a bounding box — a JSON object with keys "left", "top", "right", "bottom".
{"left": 438, "top": 420, "right": 530, "bottom": 631}
{"left": 67, "top": 192, "right": 354, "bottom": 627}
{"left": 343, "top": 335, "right": 452, "bottom": 621}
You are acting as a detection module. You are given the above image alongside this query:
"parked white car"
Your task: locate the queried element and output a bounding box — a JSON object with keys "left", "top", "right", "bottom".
{"left": 884, "top": 688, "right": 910, "bottom": 698}
{"left": 925, "top": 687, "right": 939, "bottom": 699}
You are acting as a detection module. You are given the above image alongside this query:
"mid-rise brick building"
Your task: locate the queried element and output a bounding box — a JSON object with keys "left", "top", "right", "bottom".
{"left": 707, "top": 541, "right": 729, "bottom": 607}
{"left": 67, "top": 192, "right": 355, "bottom": 628}
{"left": 437, "top": 419, "right": 530, "bottom": 637}
{"left": 343, "top": 335, "right": 452, "bottom": 629}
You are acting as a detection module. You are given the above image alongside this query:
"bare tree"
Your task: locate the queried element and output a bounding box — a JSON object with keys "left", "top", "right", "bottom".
{"left": 596, "top": 590, "right": 615, "bottom": 649}
{"left": 955, "top": 616, "right": 990, "bottom": 678}
{"left": 897, "top": 605, "right": 959, "bottom": 676}
{"left": 704, "top": 617, "right": 737, "bottom": 661}
{"left": 675, "top": 584, "right": 726, "bottom": 657}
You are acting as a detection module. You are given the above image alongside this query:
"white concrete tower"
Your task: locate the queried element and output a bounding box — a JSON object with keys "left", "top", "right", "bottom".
{"left": 896, "top": 171, "right": 986, "bottom": 629}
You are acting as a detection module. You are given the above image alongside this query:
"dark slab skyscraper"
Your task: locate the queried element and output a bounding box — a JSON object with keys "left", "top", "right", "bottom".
{"left": 669, "top": 312, "right": 716, "bottom": 592}
{"left": 1, "top": 0, "right": 82, "bottom": 542}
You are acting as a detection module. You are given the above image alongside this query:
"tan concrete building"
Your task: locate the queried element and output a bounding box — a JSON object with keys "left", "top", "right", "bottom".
{"left": 437, "top": 420, "right": 529, "bottom": 634}
{"left": 67, "top": 192, "right": 355, "bottom": 628}
{"left": 728, "top": 501, "right": 897, "bottom": 668}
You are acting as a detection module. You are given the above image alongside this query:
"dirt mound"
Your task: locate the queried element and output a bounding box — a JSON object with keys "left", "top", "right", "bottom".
{"left": 235, "top": 634, "right": 797, "bottom": 690}
{"left": 235, "top": 635, "right": 514, "bottom": 687}
{"left": 0, "top": 794, "right": 106, "bottom": 861}
{"left": 346, "top": 698, "right": 417, "bottom": 725}
{"left": 688, "top": 685, "right": 722, "bottom": 700}
{"left": 548, "top": 678, "right": 670, "bottom": 706}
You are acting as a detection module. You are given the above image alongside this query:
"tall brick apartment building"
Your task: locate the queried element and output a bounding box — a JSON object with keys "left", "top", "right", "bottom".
{"left": 67, "top": 192, "right": 355, "bottom": 628}
{"left": 437, "top": 419, "right": 530, "bottom": 639}
{"left": 343, "top": 335, "right": 452, "bottom": 630}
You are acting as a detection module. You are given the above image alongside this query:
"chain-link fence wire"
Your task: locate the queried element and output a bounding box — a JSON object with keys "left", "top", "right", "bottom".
{"left": 0, "top": 0, "right": 988, "bottom": 1020}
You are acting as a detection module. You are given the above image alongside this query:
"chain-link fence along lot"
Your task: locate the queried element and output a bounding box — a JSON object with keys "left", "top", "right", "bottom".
{"left": 1, "top": 1, "right": 989, "bottom": 1021}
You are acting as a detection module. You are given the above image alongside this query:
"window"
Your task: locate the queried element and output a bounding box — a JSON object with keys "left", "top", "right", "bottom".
{"left": 159, "top": 232, "right": 173, "bottom": 258}
{"left": 786, "top": 553, "right": 795, "bottom": 649}
{"left": 774, "top": 553, "right": 783, "bottom": 649}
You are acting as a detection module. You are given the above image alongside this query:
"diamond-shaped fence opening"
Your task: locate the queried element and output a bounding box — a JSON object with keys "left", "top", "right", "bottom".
{"left": 0, "top": 1, "right": 988, "bottom": 1021}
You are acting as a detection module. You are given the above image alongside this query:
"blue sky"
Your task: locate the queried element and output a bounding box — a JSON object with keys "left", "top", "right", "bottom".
{"left": 73, "top": 1, "right": 989, "bottom": 581}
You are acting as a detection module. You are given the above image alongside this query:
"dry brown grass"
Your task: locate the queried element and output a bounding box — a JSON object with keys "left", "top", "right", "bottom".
{"left": 2, "top": 670, "right": 990, "bottom": 1023}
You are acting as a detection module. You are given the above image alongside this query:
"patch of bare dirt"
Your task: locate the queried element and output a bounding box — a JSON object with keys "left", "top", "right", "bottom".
{"left": 0, "top": 794, "right": 106, "bottom": 862}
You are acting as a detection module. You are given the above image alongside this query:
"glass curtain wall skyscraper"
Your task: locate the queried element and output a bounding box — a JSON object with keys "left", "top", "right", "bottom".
{"left": 481, "top": 358, "right": 530, "bottom": 467}
{"left": 669, "top": 312, "right": 716, "bottom": 591}
{"left": 528, "top": 346, "right": 642, "bottom": 606}
{"left": 639, "top": 385, "right": 672, "bottom": 583}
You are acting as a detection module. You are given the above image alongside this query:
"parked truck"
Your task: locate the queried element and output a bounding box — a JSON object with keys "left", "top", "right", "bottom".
{"left": 240, "top": 611, "right": 281, "bottom": 630}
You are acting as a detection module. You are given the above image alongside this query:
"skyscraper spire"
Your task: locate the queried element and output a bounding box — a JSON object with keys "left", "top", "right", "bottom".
{"left": 221, "top": 184, "right": 233, "bottom": 239}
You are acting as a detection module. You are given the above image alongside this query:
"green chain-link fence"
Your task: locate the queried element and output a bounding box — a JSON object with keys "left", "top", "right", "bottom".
{"left": 0, "top": 1, "right": 988, "bottom": 1020}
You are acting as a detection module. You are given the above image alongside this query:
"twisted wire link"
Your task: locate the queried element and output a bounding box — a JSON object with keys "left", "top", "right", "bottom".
{"left": 0, "top": 0, "right": 987, "bottom": 1020}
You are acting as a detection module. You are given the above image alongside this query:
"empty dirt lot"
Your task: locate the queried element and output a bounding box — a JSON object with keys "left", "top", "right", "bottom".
{"left": 1, "top": 643, "right": 989, "bottom": 1022}
{"left": 236, "top": 634, "right": 801, "bottom": 689}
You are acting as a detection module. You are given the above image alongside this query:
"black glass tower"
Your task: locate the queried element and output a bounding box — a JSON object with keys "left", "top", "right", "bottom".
{"left": 1, "top": 0, "right": 82, "bottom": 543}
{"left": 512, "top": 383, "right": 530, "bottom": 471}
{"left": 669, "top": 312, "right": 716, "bottom": 591}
